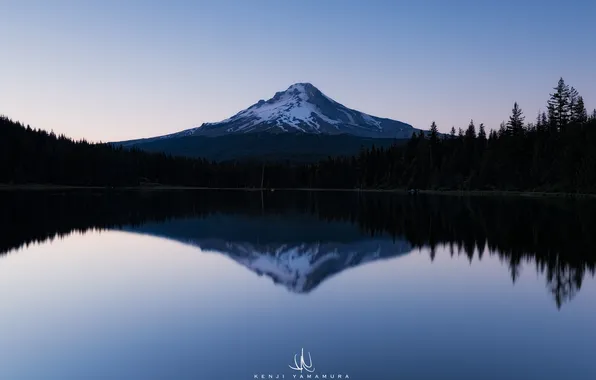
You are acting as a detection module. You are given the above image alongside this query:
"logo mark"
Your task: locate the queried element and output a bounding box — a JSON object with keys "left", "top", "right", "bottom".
{"left": 289, "top": 348, "right": 315, "bottom": 373}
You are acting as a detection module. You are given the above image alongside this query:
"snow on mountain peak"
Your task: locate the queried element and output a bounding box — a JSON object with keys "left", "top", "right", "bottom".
{"left": 286, "top": 82, "right": 314, "bottom": 92}
{"left": 164, "top": 82, "right": 418, "bottom": 139}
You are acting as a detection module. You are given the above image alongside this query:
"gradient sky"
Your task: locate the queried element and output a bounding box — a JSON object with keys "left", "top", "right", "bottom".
{"left": 1, "top": 0, "right": 595, "bottom": 142}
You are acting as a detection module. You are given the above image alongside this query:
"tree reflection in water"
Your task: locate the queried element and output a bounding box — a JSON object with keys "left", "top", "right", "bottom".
{"left": 1, "top": 190, "right": 594, "bottom": 308}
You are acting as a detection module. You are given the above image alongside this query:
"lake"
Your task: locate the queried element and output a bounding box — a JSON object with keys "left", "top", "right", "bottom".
{"left": 0, "top": 190, "right": 595, "bottom": 380}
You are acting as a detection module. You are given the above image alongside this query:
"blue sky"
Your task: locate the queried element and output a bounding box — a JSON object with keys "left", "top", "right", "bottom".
{"left": 1, "top": 0, "right": 595, "bottom": 141}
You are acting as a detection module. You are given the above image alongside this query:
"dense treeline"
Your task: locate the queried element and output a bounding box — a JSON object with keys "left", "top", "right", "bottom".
{"left": 1, "top": 190, "right": 594, "bottom": 308}
{"left": 0, "top": 117, "right": 223, "bottom": 186}
{"left": 1, "top": 77, "right": 595, "bottom": 192}
{"left": 307, "top": 78, "right": 596, "bottom": 192}
{"left": 348, "top": 78, "right": 596, "bottom": 192}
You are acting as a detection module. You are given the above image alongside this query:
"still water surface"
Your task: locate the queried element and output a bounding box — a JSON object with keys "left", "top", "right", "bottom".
{"left": 0, "top": 191, "right": 595, "bottom": 380}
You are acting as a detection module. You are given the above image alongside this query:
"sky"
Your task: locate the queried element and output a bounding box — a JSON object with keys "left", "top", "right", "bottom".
{"left": 1, "top": 0, "right": 595, "bottom": 142}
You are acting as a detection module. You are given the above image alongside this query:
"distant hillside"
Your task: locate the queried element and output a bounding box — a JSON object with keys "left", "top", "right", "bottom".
{"left": 119, "top": 133, "right": 406, "bottom": 162}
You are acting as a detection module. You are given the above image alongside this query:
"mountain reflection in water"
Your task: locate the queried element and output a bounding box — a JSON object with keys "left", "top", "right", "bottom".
{"left": 1, "top": 190, "right": 594, "bottom": 308}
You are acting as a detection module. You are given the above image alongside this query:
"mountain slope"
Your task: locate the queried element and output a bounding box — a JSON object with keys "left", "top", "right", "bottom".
{"left": 192, "top": 83, "right": 415, "bottom": 138}
{"left": 119, "top": 83, "right": 417, "bottom": 145}
{"left": 114, "top": 83, "right": 419, "bottom": 161}
{"left": 116, "top": 133, "right": 406, "bottom": 162}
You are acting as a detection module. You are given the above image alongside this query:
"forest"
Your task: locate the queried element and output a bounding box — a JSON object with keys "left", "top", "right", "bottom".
{"left": 2, "top": 78, "right": 596, "bottom": 193}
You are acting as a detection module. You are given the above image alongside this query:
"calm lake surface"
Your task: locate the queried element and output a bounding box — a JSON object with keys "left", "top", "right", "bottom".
{"left": 1, "top": 190, "right": 595, "bottom": 380}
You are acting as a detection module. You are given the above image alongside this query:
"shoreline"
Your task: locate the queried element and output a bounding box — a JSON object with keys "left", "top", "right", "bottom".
{"left": 0, "top": 184, "right": 595, "bottom": 198}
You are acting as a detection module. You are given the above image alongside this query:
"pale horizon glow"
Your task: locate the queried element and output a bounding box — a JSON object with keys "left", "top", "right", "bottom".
{"left": 1, "top": 0, "right": 595, "bottom": 142}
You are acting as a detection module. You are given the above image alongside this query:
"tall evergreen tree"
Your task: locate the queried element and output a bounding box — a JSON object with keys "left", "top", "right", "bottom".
{"left": 571, "top": 96, "right": 587, "bottom": 123}
{"left": 540, "top": 112, "right": 548, "bottom": 129}
{"left": 429, "top": 121, "right": 440, "bottom": 170}
{"left": 536, "top": 111, "right": 543, "bottom": 129}
{"left": 430, "top": 121, "right": 439, "bottom": 142}
{"left": 450, "top": 126, "right": 456, "bottom": 138}
{"left": 477, "top": 123, "right": 488, "bottom": 152}
{"left": 569, "top": 86, "right": 579, "bottom": 119}
{"left": 498, "top": 122, "right": 507, "bottom": 136}
{"left": 507, "top": 102, "right": 525, "bottom": 135}
{"left": 547, "top": 77, "right": 571, "bottom": 129}
{"left": 465, "top": 120, "right": 476, "bottom": 139}
{"left": 478, "top": 123, "right": 487, "bottom": 140}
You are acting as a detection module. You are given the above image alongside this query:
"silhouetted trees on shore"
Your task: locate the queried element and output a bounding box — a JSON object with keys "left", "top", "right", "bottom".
{"left": 368, "top": 77, "right": 596, "bottom": 192}
{"left": 2, "top": 77, "right": 595, "bottom": 192}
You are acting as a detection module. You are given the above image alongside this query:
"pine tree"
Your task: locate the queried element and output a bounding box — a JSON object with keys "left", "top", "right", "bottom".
{"left": 536, "top": 111, "right": 543, "bottom": 129}
{"left": 540, "top": 112, "right": 548, "bottom": 129}
{"left": 478, "top": 123, "right": 487, "bottom": 151}
{"left": 429, "top": 121, "right": 439, "bottom": 169}
{"left": 569, "top": 86, "right": 579, "bottom": 120}
{"left": 547, "top": 78, "right": 571, "bottom": 129}
{"left": 450, "top": 126, "right": 456, "bottom": 138}
{"left": 592, "top": 109, "right": 596, "bottom": 122}
{"left": 465, "top": 120, "right": 476, "bottom": 139}
{"left": 430, "top": 121, "right": 439, "bottom": 141}
{"left": 536, "top": 111, "right": 548, "bottom": 131}
{"left": 507, "top": 102, "right": 525, "bottom": 135}
{"left": 478, "top": 123, "right": 487, "bottom": 140}
{"left": 498, "top": 122, "right": 507, "bottom": 136}
{"left": 571, "top": 96, "right": 588, "bottom": 123}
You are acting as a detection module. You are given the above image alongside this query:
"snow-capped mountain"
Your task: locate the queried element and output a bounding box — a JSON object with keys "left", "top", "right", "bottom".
{"left": 135, "top": 83, "right": 416, "bottom": 141}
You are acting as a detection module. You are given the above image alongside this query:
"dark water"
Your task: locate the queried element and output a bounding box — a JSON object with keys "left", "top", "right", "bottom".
{"left": 0, "top": 190, "right": 595, "bottom": 380}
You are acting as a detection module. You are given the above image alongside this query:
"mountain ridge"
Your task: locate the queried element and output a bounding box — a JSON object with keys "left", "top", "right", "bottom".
{"left": 120, "top": 83, "right": 418, "bottom": 145}
{"left": 113, "top": 83, "right": 421, "bottom": 161}
{"left": 193, "top": 82, "right": 416, "bottom": 138}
